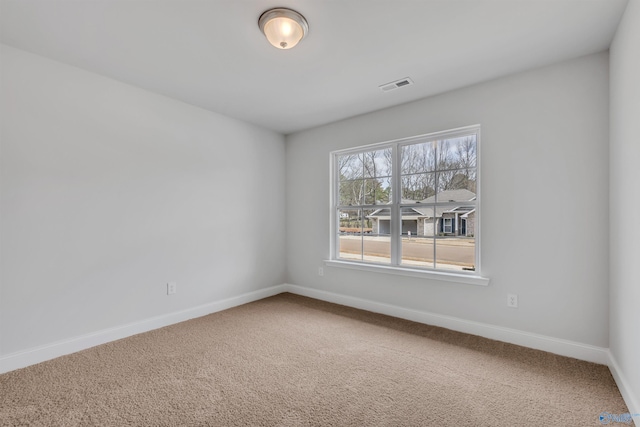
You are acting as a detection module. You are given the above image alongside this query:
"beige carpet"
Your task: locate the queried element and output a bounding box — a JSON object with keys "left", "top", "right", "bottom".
{"left": 0, "top": 293, "right": 631, "bottom": 426}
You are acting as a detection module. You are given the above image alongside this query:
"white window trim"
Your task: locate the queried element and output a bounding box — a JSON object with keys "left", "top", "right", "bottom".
{"left": 443, "top": 218, "right": 453, "bottom": 234}
{"left": 328, "top": 125, "right": 489, "bottom": 286}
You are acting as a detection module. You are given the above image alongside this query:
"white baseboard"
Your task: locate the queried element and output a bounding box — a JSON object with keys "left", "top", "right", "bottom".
{"left": 0, "top": 284, "right": 287, "bottom": 374}
{"left": 607, "top": 350, "right": 640, "bottom": 416}
{"left": 283, "top": 284, "right": 609, "bottom": 365}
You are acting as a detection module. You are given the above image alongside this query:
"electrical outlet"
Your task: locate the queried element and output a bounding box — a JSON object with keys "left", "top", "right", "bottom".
{"left": 507, "top": 293, "right": 518, "bottom": 308}
{"left": 167, "top": 282, "right": 177, "bottom": 295}
{"left": 318, "top": 267, "right": 324, "bottom": 277}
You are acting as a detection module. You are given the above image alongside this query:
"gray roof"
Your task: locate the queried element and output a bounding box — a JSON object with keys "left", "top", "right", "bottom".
{"left": 368, "top": 189, "right": 476, "bottom": 219}
{"left": 419, "top": 189, "right": 476, "bottom": 203}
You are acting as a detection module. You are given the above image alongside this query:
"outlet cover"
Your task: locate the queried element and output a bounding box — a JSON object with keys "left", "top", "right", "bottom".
{"left": 507, "top": 294, "right": 518, "bottom": 308}
{"left": 167, "top": 282, "right": 177, "bottom": 295}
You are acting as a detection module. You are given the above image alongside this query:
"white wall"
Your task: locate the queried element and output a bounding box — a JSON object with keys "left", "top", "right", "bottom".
{"left": 610, "top": 0, "right": 640, "bottom": 414}
{"left": 0, "top": 45, "right": 286, "bottom": 357}
{"left": 286, "top": 52, "right": 609, "bottom": 348}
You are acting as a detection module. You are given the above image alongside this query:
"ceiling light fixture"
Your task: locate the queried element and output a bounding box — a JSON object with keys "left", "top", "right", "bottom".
{"left": 258, "top": 8, "right": 308, "bottom": 50}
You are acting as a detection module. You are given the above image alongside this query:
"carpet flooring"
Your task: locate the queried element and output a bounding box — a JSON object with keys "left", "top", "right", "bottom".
{"left": 0, "top": 293, "right": 631, "bottom": 426}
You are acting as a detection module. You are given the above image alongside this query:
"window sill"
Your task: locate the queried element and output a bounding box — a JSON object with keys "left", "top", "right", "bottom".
{"left": 324, "top": 260, "right": 490, "bottom": 286}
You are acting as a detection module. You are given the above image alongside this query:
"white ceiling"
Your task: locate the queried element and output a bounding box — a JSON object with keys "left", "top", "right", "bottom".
{"left": 0, "top": 0, "right": 629, "bottom": 134}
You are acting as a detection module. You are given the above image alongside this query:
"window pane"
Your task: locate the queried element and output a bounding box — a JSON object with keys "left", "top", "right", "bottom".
{"left": 364, "top": 177, "right": 391, "bottom": 205}
{"left": 401, "top": 173, "right": 435, "bottom": 202}
{"left": 400, "top": 207, "right": 434, "bottom": 268}
{"left": 339, "top": 180, "right": 363, "bottom": 206}
{"left": 337, "top": 153, "right": 363, "bottom": 180}
{"left": 436, "top": 138, "right": 456, "bottom": 171}
{"left": 434, "top": 204, "right": 476, "bottom": 270}
{"left": 446, "top": 168, "right": 477, "bottom": 193}
{"left": 435, "top": 205, "right": 476, "bottom": 235}
{"left": 338, "top": 209, "right": 362, "bottom": 260}
{"left": 401, "top": 142, "right": 435, "bottom": 174}
{"left": 436, "top": 171, "right": 476, "bottom": 202}
{"left": 368, "top": 208, "right": 390, "bottom": 234}
{"left": 435, "top": 236, "right": 475, "bottom": 272}
{"left": 442, "top": 135, "right": 477, "bottom": 169}
{"left": 363, "top": 148, "right": 392, "bottom": 178}
{"left": 363, "top": 209, "right": 390, "bottom": 264}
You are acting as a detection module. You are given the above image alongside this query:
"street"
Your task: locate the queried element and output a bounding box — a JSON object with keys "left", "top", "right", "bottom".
{"left": 339, "top": 235, "right": 475, "bottom": 268}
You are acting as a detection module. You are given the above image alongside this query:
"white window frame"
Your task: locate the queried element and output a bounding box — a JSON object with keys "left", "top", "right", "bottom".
{"left": 443, "top": 218, "right": 453, "bottom": 234}
{"left": 327, "top": 125, "right": 489, "bottom": 286}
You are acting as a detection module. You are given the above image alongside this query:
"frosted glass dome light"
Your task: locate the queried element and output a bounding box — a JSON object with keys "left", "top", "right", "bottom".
{"left": 258, "top": 8, "right": 308, "bottom": 50}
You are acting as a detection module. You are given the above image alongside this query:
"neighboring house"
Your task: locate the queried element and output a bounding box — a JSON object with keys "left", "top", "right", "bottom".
{"left": 368, "top": 189, "right": 476, "bottom": 237}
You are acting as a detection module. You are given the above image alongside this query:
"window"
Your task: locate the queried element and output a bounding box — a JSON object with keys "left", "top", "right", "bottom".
{"left": 443, "top": 218, "right": 453, "bottom": 234}
{"left": 331, "top": 125, "right": 480, "bottom": 276}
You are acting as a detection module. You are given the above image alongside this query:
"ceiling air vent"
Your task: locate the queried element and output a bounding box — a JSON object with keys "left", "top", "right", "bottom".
{"left": 379, "top": 77, "right": 414, "bottom": 92}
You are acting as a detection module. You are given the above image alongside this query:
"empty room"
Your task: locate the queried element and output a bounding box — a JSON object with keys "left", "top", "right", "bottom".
{"left": 1, "top": 0, "right": 638, "bottom": 425}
